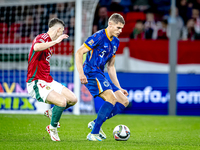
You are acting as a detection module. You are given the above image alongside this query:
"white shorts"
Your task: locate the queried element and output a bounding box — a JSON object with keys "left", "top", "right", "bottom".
{"left": 26, "top": 80, "right": 65, "bottom": 103}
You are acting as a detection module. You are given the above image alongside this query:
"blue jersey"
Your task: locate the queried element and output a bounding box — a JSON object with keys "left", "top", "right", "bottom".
{"left": 83, "top": 29, "right": 119, "bottom": 75}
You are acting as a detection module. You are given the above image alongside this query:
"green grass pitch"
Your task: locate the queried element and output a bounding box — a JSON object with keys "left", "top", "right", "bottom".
{"left": 0, "top": 114, "right": 200, "bottom": 150}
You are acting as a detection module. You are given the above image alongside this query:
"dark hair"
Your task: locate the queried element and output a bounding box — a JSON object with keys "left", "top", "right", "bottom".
{"left": 162, "top": 19, "right": 168, "bottom": 25}
{"left": 109, "top": 13, "right": 125, "bottom": 25}
{"left": 136, "top": 19, "right": 144, "bottom": 23}
{"left": 48, "top": 18, "right": 65, "bottom": 28}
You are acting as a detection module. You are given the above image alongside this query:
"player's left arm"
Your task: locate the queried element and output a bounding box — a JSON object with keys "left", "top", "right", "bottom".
{"left": 107, "top": 56, "right": 128, "bottom": 96}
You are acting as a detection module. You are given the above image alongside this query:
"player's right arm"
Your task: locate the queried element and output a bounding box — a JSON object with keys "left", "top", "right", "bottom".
{"left": 75, "top": 44, "right": 90, "bottom": 84}
{"left": 34, "top": 34, "right": 69, "bottom": 51}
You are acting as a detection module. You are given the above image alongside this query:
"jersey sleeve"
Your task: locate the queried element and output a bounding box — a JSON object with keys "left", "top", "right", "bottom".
{"left": 84, "top": 32, "right": 101, "bottom": 50}
{"left": 33, "top": 35, "right": 46, "bottom": 46}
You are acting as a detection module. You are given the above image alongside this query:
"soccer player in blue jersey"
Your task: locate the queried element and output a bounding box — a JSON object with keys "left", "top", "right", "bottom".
{"left": 75, "top": 13, "right": 129, "bottom": 141}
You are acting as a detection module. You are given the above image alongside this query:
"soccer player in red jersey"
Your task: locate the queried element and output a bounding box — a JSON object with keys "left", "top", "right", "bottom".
{"left": 26, "top": 18, "right": 77, "bottom": 141}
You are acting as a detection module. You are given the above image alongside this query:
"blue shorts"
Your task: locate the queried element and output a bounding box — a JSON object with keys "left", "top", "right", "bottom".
{"left": 85, "top": 72, "right": 120, "bottom": 97}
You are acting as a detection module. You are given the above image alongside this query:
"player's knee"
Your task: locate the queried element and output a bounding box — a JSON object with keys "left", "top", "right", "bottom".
{"left": 71, "top": 96, "right": 78, "bottom": 105}
{"left": 109, "top": 96, "right": 117, "bottom": 105}
{"left": 67, "top": 96, "right": 78, "bottom": 106}
{"left": 59, "top": 98, "right": 67, "bottom": 107}
{"left": 123, "top": 97, "right": 129, "bottom": 107}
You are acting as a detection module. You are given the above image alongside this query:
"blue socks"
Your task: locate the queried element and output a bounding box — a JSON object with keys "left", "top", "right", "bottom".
{"left": 93, "top": 102, "right": 126, "bottom": 123}
{"left": 91, "top": 101, "right": 114, "bottom": 134}
{"left": 108, "top": 102, "right": 126, "bottom": 119}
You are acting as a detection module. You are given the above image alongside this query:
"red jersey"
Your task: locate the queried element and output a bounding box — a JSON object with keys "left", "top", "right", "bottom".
{"left": 26, "top": 33, "right": 54, "bottom": 83}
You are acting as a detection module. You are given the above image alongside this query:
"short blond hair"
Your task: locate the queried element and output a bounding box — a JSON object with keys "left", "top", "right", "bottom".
{"left": 108, "top": 13, "right": 125, "bottom": 24}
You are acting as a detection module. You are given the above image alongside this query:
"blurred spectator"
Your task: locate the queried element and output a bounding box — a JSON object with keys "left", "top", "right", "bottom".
{"left": 1, "top": 6, "right": 18, "bottom": 26}
{"left": 130, "top": 20, "right": 145, "bottom": 39}
{"left": 191, "top": 8, "right": 200, "bottom": 39}
{"left": 18, "top": 15, "right": 35, "bottom": 40}
{"left": 99, "top": 0, "right": 112, "bottom": 6}
{"left": 99, "top": 0, "right": 134, "bottom": 13}
{"left": 33, "top": 5, "right": 48, "bottom": 34}
{"left": 163, "top": 7, "right": 184, "bottom": 39}
{"left": 93, "top": 6, "right": 108, "bottom": 33}
{"left": 153, "top": 19, "right": 169, "bottom": 40}
{"left": 144, "top": 12, "right": 156, "bottom": 39}
{"left": 192, "top": 8, "right": 200, "bottom": 19}
{"left": 49, "top": 13, "right": 58, "bottom": 20}
{"left": 109, "top": 0, "right": 124, "bottom": 12}
{"left": 131, "top": 0, "right": 152, "bottom": 12}
{"left": 55, "top": 3, "right": 74, "bottom": 27}
{"left": 181, "top": 18, "right": 197, "bottom": 40}
{"left": 119, "top": 0, "right": 132, "bottom": 13}
{"left": 176, "top": 0, "right": 193, "bottom": 25}
{"left": 68, "top": 17, "right": 75, "bottom": 41}
{"left": 0, "top": 7, "right": 6, "bottom": 23}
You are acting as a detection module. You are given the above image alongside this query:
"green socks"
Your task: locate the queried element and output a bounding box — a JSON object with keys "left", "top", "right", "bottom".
{"left": 50, "top": 105, "right": 66, "bottom": 127}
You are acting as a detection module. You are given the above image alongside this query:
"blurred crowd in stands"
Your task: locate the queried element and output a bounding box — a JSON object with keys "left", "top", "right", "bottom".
{"left": 1, "top": 0, "right": 200, "bottom": 43}
{"left": 0, "top": 2, "right": 75, "bottom": 43}
{"left": 94, "top": 0, "right": 200, "bottom": 40}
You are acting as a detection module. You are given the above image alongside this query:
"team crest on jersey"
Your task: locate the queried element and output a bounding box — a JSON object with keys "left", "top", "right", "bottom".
{"left": 113, "top": 46, "right": 117, "bottom": 54}
{"left": 46, "top": 86, "right": 51, "bottom": 90}
{"left": 103, "top": 81, "right": 109, "bottom": 87}
{"left": 88, "top": 39, "right": 94, "bottom": 45}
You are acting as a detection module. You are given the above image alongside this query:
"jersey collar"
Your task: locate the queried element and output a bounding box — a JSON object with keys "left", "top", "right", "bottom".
{"left": 105, "top": 29, "right": 112, "bottom": 41}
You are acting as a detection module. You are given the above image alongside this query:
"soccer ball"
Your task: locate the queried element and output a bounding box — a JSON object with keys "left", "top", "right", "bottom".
{"left": 113, "top": 125, "right": 130, "bottom": 141}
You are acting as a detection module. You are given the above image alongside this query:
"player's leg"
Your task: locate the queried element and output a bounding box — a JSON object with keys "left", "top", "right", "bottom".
{"left": 92, "top": 80, "right": 129, "bottom": 121}
{"left": 46, "top": 84, "right": 77, "bottom": 127}
{"left": 107, "top": 90, "right": 129, "bottom": 119}
{"left": 44, "top": 87, "right": 77, "bottom": 128}
{"left": 44, "top": 86, "right": 77, "bottom": 115}
{"left": 90, "top": 90, "right": 116, "bottom": 137}
{"left": 45, "top": 91, "right": 67, "bottom": 141}
{"left": 101, "top": 80, "right": 129, "bottom": 119}
{"left": 44, "top": 107, "right": 61, "bottom": 128}
{"left": 27, "top": 80, "right": 66, "bottom": 141}
{"left": 60, "top": 86, "right": 77, "bottom": 109}
{"left": 46, "top": 81, "right": 77, "bottom": 142}
{"left": 46, "top": 91, "right": 67, "bottom": 124}
{"left": 46, "top": 81, "right": 77, "bottom": 130}
{"left": 44, "top": 90, "right": 65, "bottom": 128}
{"left": 85, "top": 73, "right": 116, "bottom": 140}
{"left": 46, "top": 90, "right": 67, "bottom": 107}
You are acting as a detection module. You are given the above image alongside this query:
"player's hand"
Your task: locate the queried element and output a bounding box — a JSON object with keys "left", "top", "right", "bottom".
{"left": 79, "top": 74, "right": 88, "bottom": 84}
{"left": 121, "top": 88, "right": 129, "bottom": 96}
{"left": 55, "top": 34, "right": 69, "bottom": 43}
